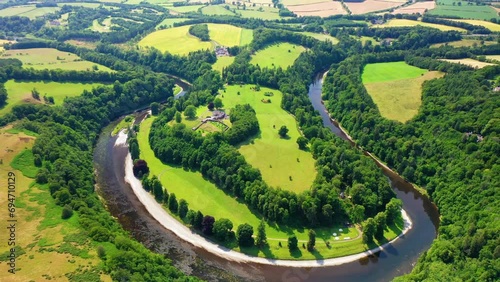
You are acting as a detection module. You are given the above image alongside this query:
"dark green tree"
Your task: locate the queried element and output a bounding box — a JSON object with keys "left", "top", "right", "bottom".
{"left": 279, "top": 125, "right": 289, "bottom": 138}
{"left": 237, "top": 223, "right": 254, "bottom": 247}
{"left": 168, "top": 193, "right": 178, "bottom": 213}
{"left": 362, "top": 218, "right": 376, "bottom": 243}
{"left": 214, "top": 97, "right": 223, "bottom": 109}
{"left": 256, "top": 219, "right": 267, "bottom": 247}
{"left": 178, "top": 199, "right": 188, "bottom": 218}
{"left": 296, "top": 136, "right": 308, "bottom": 150}
{"left": 213, "top": 218, "right": 233, "bottom": 241}
{"left": 184, "top": 105, "right": 197, "bottom": 119}
{"left": 151, "top": 102, "right": 160, "bottom": 115}
{"left": 307, "top": 229, "right": 316, "bottom": 251}
{"left": 288, "top": 234, "right": 298, "bottom": 251}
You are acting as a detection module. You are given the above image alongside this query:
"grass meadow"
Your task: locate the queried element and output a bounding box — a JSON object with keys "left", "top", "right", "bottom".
{"left": 250, "top": 42, "right": 305, "bottom": 69}
{"left": 431, "top": 39, "right": 498, "bottom": 48}
{"left": 0, "top": 5, "right": 60, "bottom": 19}
{"left": 137, "top": 117, "right": 403, "bottom": 260}
{"left": 201, "top": 5, "right": 236, "bottom": 16}
{"left": 427, "top": 0, "right": 499, "bottom": 20}
{"left": 486, "top": 55, "right": 500, "bottom": 63}
{"left": 220, "top": 84, "right": 316, "bottom": 192}
{"left": 374, "top": 19, "right": 467, "bottom": 32}
{"left": 0, "top": 126, "right": 111, "bottom": 282}
{"left": 300, "top": 32, "right": 339, "bottom": 44}
{"left": 362, "top": 62, "right": 443, "bottom": 122}
{"left": 450, "top": 19, "right": 500, "bottom": 31}
{"left": 156, "top": 18, "right": 188, "bottom": 29}
{"left": 1, "top": 81, "right": 104, "bottom": 116}
{"left": 168, "top": 5, "right": 204, "bottom": 13}
{"left": 1, "top": 48, "right": 112, "bottom": 72}
{"left": 212, "top": 56, "right": 235, "bottom": 72}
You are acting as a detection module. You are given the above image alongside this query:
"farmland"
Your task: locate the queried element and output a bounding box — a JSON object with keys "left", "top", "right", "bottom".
{"left": 167, "top": 5, "right": 204, "bottom": 13}
{"left": 287, "top": 1, "right": 347, "bottom": 17}
{"left": 220, "top": 84, "right": 317, "bottom": 192}
{"left": 362, "top": 62, "right": 445, "bottom": 122}
{"left": 139, "top": 24, "right": 252, "bottom": 55}
{"left": 1, "top": 81, "right": 104, "bottom": 116}
{"left": 300, "top": 32, "right": 339, "bottom": 44}
{"left": 0, "top": 127, "right": 112, "bottom": 282}
{"left": 486, "top": 55, "right": 500, "bottom": 63}
{"left": 427, "top": 0, "right": 499, "bottom": 20}
{"left": 250, "top": 43, "right": 305, "bottom": 69}
{"left": 448, "top": 19, "right": 500, "bottom": 31}
{"left": 156, "top": 18, "right": 189, "bottom": 29}
{"left": 346, "top": 0, "right": 405, "bottom": 15}
{"left": 201, "top": 5, "right": 236, "bottom": 16}
{"left": 1, "top": 48, "right": 112, "bottom": 72}
{"left": 373, "top": 19, "right": 467, "bottom": 32}
{"left": 0, "top": 5, "right": 60, "bottom": 19}
{"left": 439, "top": 58, "right": 497, "bottom": 68}
{"left": 212, "top": 56, "right": 235, "bottom": 72}
{"left": 431, "top": 39, "right": 497, "bottom": 47}
{"left": 392, "top": 1, "right": 436, "bottom": 14}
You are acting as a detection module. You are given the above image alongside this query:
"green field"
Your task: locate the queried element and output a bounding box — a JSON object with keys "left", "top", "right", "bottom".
{"left": 374, "top": 19, "right": 467, "bottom": 32}
{"left": 212, "top": 56, "right": 235, "bottom": 72}
{"left": 300, "top": 32, "right": 339, "bottom": 44}
{"left": 156, "top": 18, "right": 188, "bottom": 29}
{"left": 0, "top": 5, "right": 60, "bottom": 19}
{"left": 91, "top": 17, "right": 115, "bottom": 33}
{"left": 449, "top": 19, "right": 500, "bottom": 31}
{"left": 431, "top": 39, "right": 498, "bottom": 48}
{"left": 139, "top": 24, "right": 252, "bottom": 55}
{"left": 427, "top": 0, "right": 499, "bottom": 20}
{"left": 250, "top": 43, "right": 305, "bottom": 69}
{"left": 1, "top": 48, "right": 112, "bottom": 72}
{"left": 362, "top": 62, "right": 443, "bottom": 122}
{"left": 137, "top": 117, "right": 399, "bottom": 259}
{"left": 1, "top": 81, "right": 104, "bottom": 116}
{"left": 220, "top": 85, "right": 316, "bottom": 192}
{"left": 201, "top": 5, "right": 236, "bottom": 16}
{"left": 168, "top": 5, "right": 204, "bottom": 13}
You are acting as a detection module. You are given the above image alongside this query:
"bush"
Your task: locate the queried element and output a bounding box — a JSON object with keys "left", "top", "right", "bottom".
{"left": 61, "top": 205, "right": 73, "bottom": 219}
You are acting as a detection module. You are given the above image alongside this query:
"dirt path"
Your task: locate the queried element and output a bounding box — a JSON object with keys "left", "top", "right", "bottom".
{"left": 118, "top": 131, "right": 413, "bottom": 267}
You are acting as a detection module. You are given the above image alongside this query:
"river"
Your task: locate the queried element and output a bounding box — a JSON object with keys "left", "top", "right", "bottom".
{"left": 93, "top": 74, "right": 439, "bottom": 281}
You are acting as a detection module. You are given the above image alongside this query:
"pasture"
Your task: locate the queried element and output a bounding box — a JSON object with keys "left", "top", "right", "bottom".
{"left": 346, "top": 0, "right": 405, "bottom": 15}
{"left": 1, "top": 48, "right": 112, "bottom": 72}
{"left": 207, "top": 24, "right": 253, "bottom": 46}
{"left": 0, "top": 5, "right": 60, "bottom": 19}
{"left": 486, "top": 55, "right": 500, "bottom": 63}
{"left": 138, "top": 117, "right": 391, "bottom": 259}
{"left": 431, "top": 39, "right": 497, "bottom": 48}
{"left": 449, "top": 19, "right": 500, "bottom": 31}
{"left": 212, "top": 56, "right": 235, "bottom": 72}
{"left": 250, "top": 43, "right": 305, "bottom": 69}
{"left": 1, "top": 81, "right": 104, "bottom": 116}
{"left": 427, "top": 0, "right": 499, "bottom": 20}
{"left": 0, "top": 127, "right": 111, "bottom": 282}
{"left": 220, "top": 84, "right": 316, "bottom": 192}
{"left": 392, "top": 1, "right": 435, "bottom": 14}
{"left": 374, "top": 19, "right": 467, "bottom": 32}
{"left": 439, "top": 58, "right": 497, "bottom": 68}
{"left": 91, "top": 17, "right": 115, "bottom": 33}
{"left": 201, "top": 5, "right": 236, "bottom": 16}
{"left": 362, "top": 62, "right": 443, "bottom": 122}
{"left": 300, "top": 32, "right": 339, "bottom": 44}
{"left": 156, "top": 18, "right": 189, "bottom": 29}
{"left": 286, "top": 1, "right": 347, "bottom": 17}
{"left": 168, "top": 5, "right": 204, "bottom": 13}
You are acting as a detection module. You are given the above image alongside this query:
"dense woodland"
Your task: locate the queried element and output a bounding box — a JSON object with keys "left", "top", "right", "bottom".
{"left": 0, "top": 0, "right": 499, "bottom": 280}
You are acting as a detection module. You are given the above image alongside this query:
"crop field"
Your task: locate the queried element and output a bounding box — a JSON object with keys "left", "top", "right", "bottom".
{"left": 430, "top": 39, "right": 497, "bottom": 48}
{"left": 59, "top": 2, "right": 102, "bottom": 8}
{"left": 0, "top": 127, "right": 111, "bottom": 282}
{"left": 449, "top": 19, "right": 500, "bottom": 31}
{"left": 300, "top": 32, "right": 339, "bottom": 44}
{"left": 392, "top": 1, "right": 436, "bottom": 14}
{"left": 374, "top": 19, "right": 467, "bottom": 32}
{"left": 362, "top": 62, "right": 443, "bottom": 122}
{"left": 439, "top": 58, "right": 497, "bottom": 68}
{"left": 212, "top": 56, "right": 235, "bottom": 72}
{"left": 156, "top": 18, "right": 189, "bottom": 29}
{"left": 282, "top": 0, "right": 327, "bottom": 5}
{"left": 1, "top": 81, "right": 104, "bottom": 116}
{"left": 250, "top": 43, "right": 305, "bottom": 69}
{"left": 287, "top": 1, "right": 347, "bottom": 17}
{"left": 1, "top": 48, "right": 112, "bottom": 72}
{"left": 201, "top": 5, "right": 236, "bottom": 16}
{"left": 427, "top": 0, "right": 499, "bottom": 20}
{"left": 168, "top": 5, "right": 204, "bottom": 13}
{"left": 140, "top": 24, "right": 252, "bottom": 55}
{"left": 137, "top": 117, "right": 394, "bottom": 259}
{"left": 0, "top": 5, "right": 60, "bottom": 19}
{"left": 351, "top": 35, "right": 380, "bottom": 46}
{"left": 237, "top": 9, "right": 282, "bottom": 20}
{"left": 486, "top": 55, "right": 500, "bottom": 63}
{"left": 346, "top": 0, "right": 405, "bottom": 15}
{"left": 220, "top": 84, "right": 316, "bottom": 192}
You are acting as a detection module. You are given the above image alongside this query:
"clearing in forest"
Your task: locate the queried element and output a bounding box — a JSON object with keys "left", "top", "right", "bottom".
{"left": 138, "top": 117, "right": 383, "bottom": 260}
{"left": 139, "top": 24, "right": 252, "bottom": 55}
{"left": 299, "top": 32, "right": 339, "bottom": 44}
{"left": 373, "top": 19, "right": 467, "bottom": 32}
{"left": 155, "top": 18, "right": 189, "bottom": 29}
{"left": 212, "top": 56, "right": 235, "bottom": 72}
{"left": 362, "top": 62, "right": 443, "bottom": 122}
{"left": 439, "top": 58, "right": 497, "bottom": 69}
{"left": 250, "top": 43, "right": 305, "bottom": 69}
{"left": 0, "top": 126, "right": 112, "bottom": 282}
{"left": 1, "top": 48, "right": 112, "bottom": 72}
{"left": 427, "top": 0, "right": 499, "bottom": 21}
{"left": 220, "top": 84, "right": 316, "bottom": 193}
{"left": 1, "top": 81, "right": 104, "bottom": 116}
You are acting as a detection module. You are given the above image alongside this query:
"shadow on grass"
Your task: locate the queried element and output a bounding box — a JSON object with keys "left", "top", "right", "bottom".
{"left": 289, "top": 248, "right": 302, "bottom": 258}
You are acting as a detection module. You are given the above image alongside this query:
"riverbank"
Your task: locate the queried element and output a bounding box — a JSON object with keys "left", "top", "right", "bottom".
{"left": 118, "top": 130, "right": 413, "bottom": 267}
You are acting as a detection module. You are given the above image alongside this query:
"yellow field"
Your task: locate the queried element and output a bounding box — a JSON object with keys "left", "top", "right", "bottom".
{"left": 0, "top": 126, "right": 111, "bottom": 282}
{"left": 440, "top": 58, "right": 497, "bottom": 69}
{"left": 374, "top": 19, "right": 467, "bottom": 32}
{"left": 139, "top": 24, "right": 252, "bottom": 55}
{"left": 449, "top": 19, "right": 500, "bottom": 32}
{"left": 364, "top": 71, "right": 444, "bottom": 122}
{"left": 486, "top": 55, "right": 500, "bottom": 63}
{"left": 431, "top": 39, "right": 497, "bottom": 48}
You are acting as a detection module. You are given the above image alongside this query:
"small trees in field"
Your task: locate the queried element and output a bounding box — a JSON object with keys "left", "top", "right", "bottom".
{"left": 237, "top": 223, "right": 254, "bottom": 247}
{"left": 288, "top": 234, "right": 298, "bottom": 251}
{"left": 279, "top": 125, "right": 289, "bottom": 137}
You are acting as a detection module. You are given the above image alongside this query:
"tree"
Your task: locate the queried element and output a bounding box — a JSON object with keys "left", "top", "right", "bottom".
{"left": 186, "top": 210, "right": 196, "bottom": 225}
{"left": 168, "top": 193, "right": 178, "bottom": 213}
{"left": 178, "top": 199, "right": 188, "bottom": 218}
{"left": 151, "top": 102, "right": 160, "bottom": 115}
{"left": 151, "top": 176, "right": 163, "bottom": 201}
{"left": 307, "top": 229, "right": 316, "bottom": 251}
{"left": 255, "top": 219, "right": 267, "bottom": 247}
{"left": 385, "top": 198, "right": 402, "bottom": 224}
{"left": 0, "top": 84, "right": 7, "bottom": 106}
{"left": 212, "top": 218, "right": 233, "bottom": 241}
{"left": 236, "top": 223, "right": 254, "bottom": 247}
{"left": 207, "top": 102, "right": 214, "bottom": 111}
{"left": 278, "top": 126, "right": 289, "bottom": 138}
{"left": 202, "top": 215, "right": 215, "bottom": 235}
{"left": 351, "top": 204, "right": 365, "bottom": 224}
{"left": 184, "top": 105, "right": 197, "bottom": 119}
{"left": 321, "top": 204, "right": 334, "bottom": 225}
{"left": 214, "top": 97, "right": 223, "bottom": 109}
{"left": 296, "top": 136, "right": 308, "bottom": 150}
{"left": 362, "top": 218, "right": 376, "bottom": 243}
{"left": 288, "top": 234, "right": 298, "bottom": 251}
{"left": 175, "top": 111, "right": 182, "bottom": 123}
{"left": 31, "top": 88, "right": 40, "bottom": 100}
{"left": 194, "top": 211, "right": 204, "bottom": 230}
{"left": 374, "top": 212, "right": 387, "bottom": 239}
{"left": 61, "top": 205, "right": 73, "bottom": 219}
